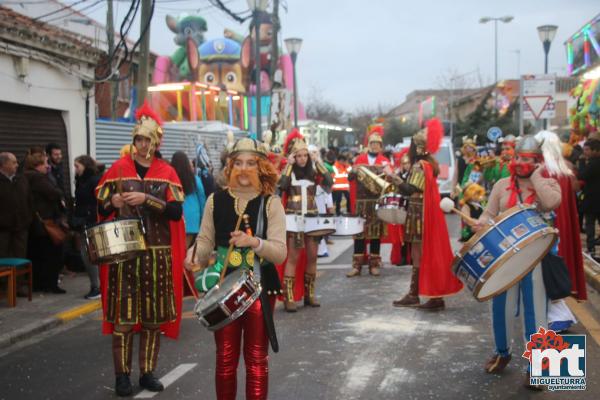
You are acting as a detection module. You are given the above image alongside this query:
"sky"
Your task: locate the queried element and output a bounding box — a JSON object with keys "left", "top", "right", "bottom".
{"left": 84, "top": 0, "right": 599, "bottom": 113}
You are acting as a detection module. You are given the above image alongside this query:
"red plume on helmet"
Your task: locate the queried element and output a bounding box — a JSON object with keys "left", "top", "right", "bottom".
{"left": 283, "top": 128, "right": 304, "bottom": 155}
{"left": 363, "top": 124, "right": 384, "bottom": 146}
{"left": 135, "top": 100, "right": 163, "bottom": 127}
{"left": 394, "top": 147, "right": 409, "bottom": 165}
{"left": 425, "top": 118, "right": 443, "bottom": 155}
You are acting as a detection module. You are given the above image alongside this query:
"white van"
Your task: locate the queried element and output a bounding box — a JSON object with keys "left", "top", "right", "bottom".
{"left": 395, "top": 137, "right": 456, "bottom": 197}
{"left": 435, "top": 138, "right": 456, "bottom": 197}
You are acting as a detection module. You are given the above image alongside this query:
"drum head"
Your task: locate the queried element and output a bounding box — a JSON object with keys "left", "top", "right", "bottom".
{"left": 476, "top": 230, "right": 556, "bottom": 300}
{"left": 198, "top": 269, "right": 244, "bottom": 310}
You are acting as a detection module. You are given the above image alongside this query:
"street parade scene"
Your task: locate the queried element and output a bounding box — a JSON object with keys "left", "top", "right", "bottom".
{"left": 2, "top": 1, "right": 600, "bottom": 399}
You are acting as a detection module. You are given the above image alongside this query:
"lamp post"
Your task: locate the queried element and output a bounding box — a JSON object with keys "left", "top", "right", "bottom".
{"left": 479, "top": 16, "right": 514, "bottom": 113}
{"left": 284, "top": 37, "right": 303, "bottom": 128}
{"left": 537, "top": 25, "right": 558, "bottom": 129}
{"left": 247, "top": 0, "right": 269, "bottom": 140}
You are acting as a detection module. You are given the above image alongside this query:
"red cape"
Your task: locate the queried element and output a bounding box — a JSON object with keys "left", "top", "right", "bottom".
{"left": 418, "top": 161, "right": 463, "bottom": 297}
{"left": 554, "top": 175, "right": 587, "bottom": 300}
{"left": 96, "top": 156, "right": 186, "bottom": 339}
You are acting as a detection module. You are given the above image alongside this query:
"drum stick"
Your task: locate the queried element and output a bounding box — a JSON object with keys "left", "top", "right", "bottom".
{"left": 219, "top": 211, "right": 245, "bottom": 284}
{"left": 451, "top": 208, "right": 478, "bottom": 226}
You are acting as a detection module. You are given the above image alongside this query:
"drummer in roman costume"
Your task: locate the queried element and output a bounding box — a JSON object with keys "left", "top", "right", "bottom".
{"left": 471, "top": 134, "right": 561, "bottom": 389}
{"left": 185, "top": 138, "right": 286, "bottom": 400}
{"left": 277, "top": 130, "right": 333, "bottom": 312}
{"left": 392, "top": 119, "right": 463, "bottom": 310}
{"left": 95, "top": 102, "right": 186, "bottom": 397}
{"left": 346, "top": 125, "right": 390, "bottom": 277}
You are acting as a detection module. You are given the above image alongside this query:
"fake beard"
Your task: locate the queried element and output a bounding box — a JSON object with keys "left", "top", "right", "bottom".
{"left": 508, "top": 160, "right": 536, "bottom": 178}
{"left": 229, "top": 168, "right": 261, "bottom": 192}
{"left": 368, "top": 151, "right": 379, "bottom": 157}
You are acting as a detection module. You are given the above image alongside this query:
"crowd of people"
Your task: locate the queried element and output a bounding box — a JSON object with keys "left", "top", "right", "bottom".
{"left": 1, "top": 99, "right": 600, "bottom": 397}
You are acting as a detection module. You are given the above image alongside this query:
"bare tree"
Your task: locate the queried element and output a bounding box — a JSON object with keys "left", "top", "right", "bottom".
{"left": 304, "top": 85, "right": 346, "bottom": 125}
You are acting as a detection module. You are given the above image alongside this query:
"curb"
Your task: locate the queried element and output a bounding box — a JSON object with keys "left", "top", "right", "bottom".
{"left": 0, "top": 300, "right": 101, "bottom": 351}
{"left": 583, "top": 253, "right": 600, "bottom": 294}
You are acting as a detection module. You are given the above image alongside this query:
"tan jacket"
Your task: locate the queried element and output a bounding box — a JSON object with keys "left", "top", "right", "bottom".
{"left": 189, "top": 186, "right": 287, "bottom": 267}
{"left": 478, "top": 169, "right": 561, "bottom": 222}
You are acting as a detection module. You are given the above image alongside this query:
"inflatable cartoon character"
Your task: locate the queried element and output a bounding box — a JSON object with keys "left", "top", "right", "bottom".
{"left": 188, "top": 38, "right": 245, "bottom": 94}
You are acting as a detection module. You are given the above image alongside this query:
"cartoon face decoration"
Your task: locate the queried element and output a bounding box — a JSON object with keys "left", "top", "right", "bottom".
{"left": 198, "top": 62, "right": 245, "bottom": 93}
{"left": 191, "top": 38, "right": 246, "bottom": 93}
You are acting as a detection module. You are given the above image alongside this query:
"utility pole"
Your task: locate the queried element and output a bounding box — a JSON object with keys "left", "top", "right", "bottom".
{"left": 137, "top": 0, "right": 151, "bottom": 105}
{"left": 106, "top": 0, "right": 117, "bottom": 120}
{"left": 269, "top": 0, "right": 280, "bottom": 85}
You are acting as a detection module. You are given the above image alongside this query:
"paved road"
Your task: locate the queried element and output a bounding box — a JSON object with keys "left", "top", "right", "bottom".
{"left": 1, "top": 216, "right": 598, "bottom": 400}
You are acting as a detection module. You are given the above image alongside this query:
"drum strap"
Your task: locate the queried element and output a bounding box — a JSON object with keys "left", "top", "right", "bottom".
{"left": 254, "top": 195, "right": 279, "bottom": 353}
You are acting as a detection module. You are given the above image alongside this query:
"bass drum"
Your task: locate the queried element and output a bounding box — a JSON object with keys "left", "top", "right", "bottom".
{"left": 194, "top": 269, "right": 261, "bottom": 331}
{"left": 85, "top": 218, "right": 147, "bottom": 264}
{"left": 333, "top": 215, "right": 365, "bottom": 236}
{"left": 452, "top": 205, "right": 557, "bottom": 302}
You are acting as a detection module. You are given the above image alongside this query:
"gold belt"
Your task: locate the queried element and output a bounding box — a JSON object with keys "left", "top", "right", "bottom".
{"left": 289, "top": 195, "right": 313, "bottom": 202}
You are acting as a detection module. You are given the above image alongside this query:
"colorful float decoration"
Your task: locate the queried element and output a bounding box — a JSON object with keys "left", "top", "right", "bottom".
{"left": 149, "top": 11, "right": 304, "bottom": 133}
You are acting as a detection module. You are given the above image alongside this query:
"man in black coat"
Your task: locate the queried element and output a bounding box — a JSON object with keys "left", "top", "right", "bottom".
{"left": 0, "top": 152, "right": 32, "bottom": 258}
{"left": 579, "top": 139, "right": 600, "bottom": 259}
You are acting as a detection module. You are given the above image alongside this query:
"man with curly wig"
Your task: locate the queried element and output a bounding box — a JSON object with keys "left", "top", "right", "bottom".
{"left": 186, "top": 138, "right": 286, "bottom": 400}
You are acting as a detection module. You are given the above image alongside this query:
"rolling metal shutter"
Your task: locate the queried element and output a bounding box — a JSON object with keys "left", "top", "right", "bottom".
{"left": 0, "top": 101, "right": 70, "bottom": 194}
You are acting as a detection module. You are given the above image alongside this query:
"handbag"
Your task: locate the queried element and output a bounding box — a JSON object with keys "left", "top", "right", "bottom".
{"left": 541, "top": 253, "right": 572, "bottom": 300}
{"left": 37, "top": 213, "right": 67, "bottom": 246}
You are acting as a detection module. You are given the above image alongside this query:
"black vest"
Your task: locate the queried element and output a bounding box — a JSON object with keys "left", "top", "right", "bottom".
{"left": 468, "top": 203, "right": 483, "bottom": 220}
{"left": 213, "top": 190, "right": 270, "bottom": 247}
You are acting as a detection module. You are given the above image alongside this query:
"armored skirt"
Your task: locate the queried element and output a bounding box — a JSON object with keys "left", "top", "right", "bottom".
{"left": 105, "top": 247, "right": 177, "bottom": 325}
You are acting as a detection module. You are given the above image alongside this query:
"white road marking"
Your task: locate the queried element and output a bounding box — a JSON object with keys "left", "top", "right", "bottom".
{"left": 342, "top": 361, "right": 377, "bottom": 397}
{"left": 378, "top": 368, "right": 415, "bottom": 394}
{"left": 134, "top": 363, "right": 197, "bottom": 398}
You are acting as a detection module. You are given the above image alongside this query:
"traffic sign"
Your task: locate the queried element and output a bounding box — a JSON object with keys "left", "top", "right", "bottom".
{"left": 522, "top": 74, "right": 556, "bottom": 120}
{"left": 487, "top": 126, "right": 502, "bottom": 142}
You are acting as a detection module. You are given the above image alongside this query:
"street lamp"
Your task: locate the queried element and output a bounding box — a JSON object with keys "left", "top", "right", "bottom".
{"left": 247, "top": 0, "right": 269, "bottom": 140}
{"left": 537, "top": 25, "right": 558, "bottom": 74}
{"left": 480, "top": 15, "right": 514, "bottom": 113}
{"left": 537, "top": 24, "right": 558, "bottom": 129}
{"left": 284, "top": 37, "right": 303, "bottom": 128}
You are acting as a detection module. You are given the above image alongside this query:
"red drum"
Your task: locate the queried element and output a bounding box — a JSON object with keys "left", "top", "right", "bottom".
{"left": 194, "top": 269, "right": 261, "bottom": 331}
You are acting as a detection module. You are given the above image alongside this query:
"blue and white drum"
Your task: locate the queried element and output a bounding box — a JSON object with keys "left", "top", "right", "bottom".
{"left": 452, "top": 205, "right": 557, "bottom": 302}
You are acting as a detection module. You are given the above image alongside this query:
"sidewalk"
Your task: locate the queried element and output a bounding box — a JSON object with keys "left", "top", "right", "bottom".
{"left": 0, "top": 272, "right": 100, "bottom": 351}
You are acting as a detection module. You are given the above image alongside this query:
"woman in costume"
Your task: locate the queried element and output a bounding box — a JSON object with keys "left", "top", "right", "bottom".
{"left": 278, "top": 130, "right": 333, "bottom": 312}
{"left": 458, "top": 183, "right": 486, "bottom": 242}
{"left": 186, "top": 138, "right": 286, "bottom": 400}
{"left": 95, "top": 102, "right": 186, "bottom": 397}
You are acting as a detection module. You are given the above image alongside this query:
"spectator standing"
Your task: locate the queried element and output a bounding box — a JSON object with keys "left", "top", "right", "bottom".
{"left": 24, "top": 152, "right": 66, "bottom": 293}
{"left": 0, "top": 152, "right": 32, "bottom": 258}
{"left": 579, "top": 139, "right": 600, "bottom": 259}
{"left": 171, "top": 151, "right": 206, "bottom": 248}
{"left": 72, "top": 155, "right": 102, "bottom": 299}
{"left": 332, "top": 154, "right": 351, "bottom": 215}
{"left": 46, "top": 143, "right": 67, "bottom": 198}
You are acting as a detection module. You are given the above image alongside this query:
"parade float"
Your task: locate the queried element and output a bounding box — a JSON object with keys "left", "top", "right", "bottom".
{"left": 149, "top": 12, "right": 304, "bottom": 137}
{"left": 567, "top": 13, "right": 600, "bottom": 142}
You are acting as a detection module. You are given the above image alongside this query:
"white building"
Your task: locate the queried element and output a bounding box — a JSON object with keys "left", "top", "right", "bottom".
{"left": 0, "top": 6, "right": 103, "bottom": 194}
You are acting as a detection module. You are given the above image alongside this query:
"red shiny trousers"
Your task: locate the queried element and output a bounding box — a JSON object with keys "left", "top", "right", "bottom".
{"left": 214, "top": 296, "right": 275, "bottom": 400}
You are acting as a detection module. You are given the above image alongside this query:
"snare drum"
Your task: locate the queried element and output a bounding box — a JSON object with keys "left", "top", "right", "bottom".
{"left": 85, "top": 219, "right": 147, "bottom": 264}
{"left": 452, "top": 205, "right": 557, "bottom": 302}
{"left": 194, "top": 269, "right": 261, "bottom": 331}
{"left": 305, "top": 214, "right": 336, "bottom": 237}
{"left": 285, "top": 214, "right": 336, "bottom": 237}
{"left": 332, "top": 215, "right": 365, "bottom": 236}
{"left": 375, "top": 193, "right": 407, "bottom": 224}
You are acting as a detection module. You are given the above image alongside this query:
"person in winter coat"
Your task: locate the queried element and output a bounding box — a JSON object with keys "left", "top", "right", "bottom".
{"left": 73, "top": 155, "right": 102, "bottom": 299}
